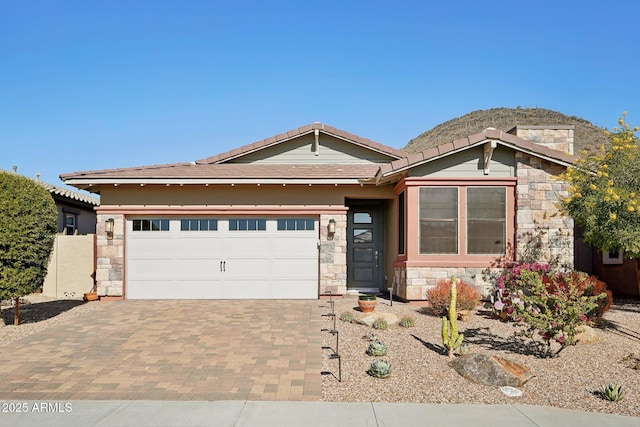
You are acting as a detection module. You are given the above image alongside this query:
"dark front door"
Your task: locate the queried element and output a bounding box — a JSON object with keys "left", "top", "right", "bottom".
{"left": 347, "top": 202, "right": 384, "bottom": 292}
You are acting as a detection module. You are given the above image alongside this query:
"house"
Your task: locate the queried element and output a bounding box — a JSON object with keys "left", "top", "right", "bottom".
{"left": 60, "top": 123, "right": 575, "bottom": 301}
{"left": 38, "top": 179, "right": 100, "bottom": 235}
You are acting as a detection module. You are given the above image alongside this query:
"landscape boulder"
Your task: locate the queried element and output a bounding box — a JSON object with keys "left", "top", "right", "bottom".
{"left": 449, "top": 353, "right": 535, "bottom": 387}
{"left": 353, "top": 312, "right": 399, "bottom": 328}
{"left": 575, "top": 325, "right": 599, "bottom": 344}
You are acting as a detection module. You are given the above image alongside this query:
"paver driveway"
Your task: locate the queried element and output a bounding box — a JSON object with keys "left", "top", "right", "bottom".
{"left": 0, "top": 300, "right": 323, "bottom": 401}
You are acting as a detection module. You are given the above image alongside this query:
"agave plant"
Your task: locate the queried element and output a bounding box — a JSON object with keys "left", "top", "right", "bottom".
{"left": 366, "top": 341, "right": 388, "bottom": 357}
{"left": 399, "top": 315, "right": 415, "bottom": 328}
{"left": 367, "top": 359, "right": 392, "bottom": 379}
{"left": 599, "top": 383, "right": 624, "bottom": 402}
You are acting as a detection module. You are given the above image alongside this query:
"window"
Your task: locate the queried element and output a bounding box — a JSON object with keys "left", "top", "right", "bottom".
{"left": 64, "top": 213, "right": 77, "bottom": 235}
{"left": 132, "top": 219, "right": 170, "bottom": 232}
{"left": 419, "top": 187, "right": 458, "bottom": 254}
{"left": 180, "top": 219, "right": 218, "bottom": 231}
{"left": 419, "top": 186, "right": 508, "bottom": 256}
{"left": 467, "top": 187, "right": 506, "bottom": 254}
{"left": 398, "top": 191, "right": 406, "bottom": 255}
{"left": 277, "top": 218, "right": 315, "bottom": 231}
{"left": 229, "top": 218, "right": 266, "bottom": 231}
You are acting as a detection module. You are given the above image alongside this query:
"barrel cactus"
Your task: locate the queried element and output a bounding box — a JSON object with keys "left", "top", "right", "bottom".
{"left": 399, "top": 315, "right": 415, "bottom": 328}
{"left": 373, "top": 318, "right": 388, "bottom": 330}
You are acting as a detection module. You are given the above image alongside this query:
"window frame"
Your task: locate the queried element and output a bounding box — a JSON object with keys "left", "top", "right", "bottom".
{"left": 398, "top": 177, "right": 515, "bottom": 267}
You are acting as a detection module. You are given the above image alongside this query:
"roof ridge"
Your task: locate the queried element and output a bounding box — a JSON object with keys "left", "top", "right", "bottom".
{"left": 195, "top": 123, "right": 407, "bottom": 164}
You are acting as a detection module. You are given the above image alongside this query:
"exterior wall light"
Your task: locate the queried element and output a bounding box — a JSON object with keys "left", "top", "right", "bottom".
{"left": 328, "top": 219, "right": 336, "bottom": 235}
{"left": 105, "top": 218, "right": 115, "bottom": 240}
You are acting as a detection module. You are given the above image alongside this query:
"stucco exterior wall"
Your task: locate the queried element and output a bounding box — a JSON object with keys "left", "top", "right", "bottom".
{"left": 43, "top": 234, "right": 95, "bottom": 299}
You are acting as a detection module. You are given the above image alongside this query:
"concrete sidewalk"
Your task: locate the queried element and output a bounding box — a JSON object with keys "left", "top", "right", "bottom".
{"left": 1, "top": 401, "right": 638, "bottom": 427}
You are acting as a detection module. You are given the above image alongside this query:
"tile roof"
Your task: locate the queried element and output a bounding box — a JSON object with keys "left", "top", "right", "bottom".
{"left": 38, "top": 181, "right": 100, "bottom": 206}
{"left": 195, "top": 122, "right": 407, "bottom": 164}
{"left": 0, "top": 169, "right": 100, "bottom": 206}
{"left": 377, "top": 128, "right": 575, "bottom": 180}
{"left": 61, "top": 163, "right": 380, "bottom": 181}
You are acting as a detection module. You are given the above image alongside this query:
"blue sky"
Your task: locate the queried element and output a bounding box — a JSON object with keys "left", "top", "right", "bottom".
{"left": 1, "top": 1, "right": 639, "bottom": 188}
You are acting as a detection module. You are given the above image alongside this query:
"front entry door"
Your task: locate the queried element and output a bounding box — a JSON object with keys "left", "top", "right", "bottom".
{"left": 347, "top": 202, "right": 384, "bottom": 292}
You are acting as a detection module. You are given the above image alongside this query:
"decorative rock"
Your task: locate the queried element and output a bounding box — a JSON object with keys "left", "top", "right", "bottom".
{"left": 575, "top": 325, "right": 599, "bottom": 344}
{"left": 449, "top": 353, "right": 535, "bottom": 387}
{"left": 353, "top": 312, "right": 399, "bottom": 328}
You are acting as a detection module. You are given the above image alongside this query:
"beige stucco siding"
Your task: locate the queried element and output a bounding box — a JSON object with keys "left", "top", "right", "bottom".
{"left": 408, "top": 146, "right": 515, "bottom": 178}
{"left": 98, "top": 184, "right": 396, "bottom": 206}
{"left": 232, "top": 134, "right": 397, "bottom": 164}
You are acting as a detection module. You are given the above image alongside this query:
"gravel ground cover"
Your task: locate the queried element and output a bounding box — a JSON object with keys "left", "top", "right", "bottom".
{"left": 0, "top": 294, "right": 98, "bottom": 347}
{"left": 2, "top": 293, "right": 639, "bottom": 417}
{"left": 321, "top": 294, "right": 640, "bottom": 417}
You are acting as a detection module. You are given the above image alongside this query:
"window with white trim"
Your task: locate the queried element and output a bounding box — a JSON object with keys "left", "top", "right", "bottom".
{"left": 180, "top": 219, "right": 218, "bottom": 231}
{"left": 229, "top": 218, "right": 266, "bottom": 231}
{"left": 132, "top": 219, "right": 170, "bottom": 232}
{"left": 277, "top": 218, "right": 315, "bottom": 231}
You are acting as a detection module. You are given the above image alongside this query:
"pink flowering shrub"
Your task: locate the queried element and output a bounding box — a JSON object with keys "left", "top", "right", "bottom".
{"left": 492, "top": 263, "right": 610, "bottom": 358}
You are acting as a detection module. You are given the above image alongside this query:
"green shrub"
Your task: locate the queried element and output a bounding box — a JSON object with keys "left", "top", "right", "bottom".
{"left": 0, "top": 172, "right": 57, "bottom": 325}
{"left": 494, "top": 264, "right": 607, "bottom": 358}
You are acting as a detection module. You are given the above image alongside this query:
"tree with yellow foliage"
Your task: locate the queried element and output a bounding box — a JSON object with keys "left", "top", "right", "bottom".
{"left": 559, "top": 113, "right": 640, "bottom": 257}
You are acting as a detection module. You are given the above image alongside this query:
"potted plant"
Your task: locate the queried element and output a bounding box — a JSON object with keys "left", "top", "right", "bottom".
{"left": 358, "top": 294, "right": 377, "bottom": 312}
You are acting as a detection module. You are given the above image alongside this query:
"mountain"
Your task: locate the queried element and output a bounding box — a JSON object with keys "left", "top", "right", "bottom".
{"left": 404, "top": 107, "right": 609, "bottom": 154}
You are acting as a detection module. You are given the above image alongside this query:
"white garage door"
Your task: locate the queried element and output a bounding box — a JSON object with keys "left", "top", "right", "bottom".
{"left": 126, "top": 217, "right": 319, "bottom": 299}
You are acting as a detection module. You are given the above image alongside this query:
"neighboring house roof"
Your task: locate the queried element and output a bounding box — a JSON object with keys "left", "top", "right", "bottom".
{"left": 375, "top": 128, "right": 576, "bottom": 183}
{"left": 38, "top": 181, "right": 100, "bottom": 206}
{"left": 195, "top": 122, "right": 408, "bottom": 164}
{"left": 1, "top": 169, "right": 100, "bottom": 206}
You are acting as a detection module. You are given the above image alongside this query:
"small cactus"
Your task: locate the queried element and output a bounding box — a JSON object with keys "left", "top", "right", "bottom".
{"left": 366, "top": 341, "right": 388, "bottom": 357}
{"left": 399, "top": 315, "right": 415, "bottom": 328}
{"left": 600, "top": 383, "right": 624, "bottom": 402}
{"left": 367, "top": 359, "right": 392, "bottom": 378}
{"left": 373, "top": 318, "right": 388, "bottom": 330}
{"left": 442, "top": 276, "right": 464, "bottom": 357}
{"left": 339, "top": 311, "right": 354, "bottom": 323}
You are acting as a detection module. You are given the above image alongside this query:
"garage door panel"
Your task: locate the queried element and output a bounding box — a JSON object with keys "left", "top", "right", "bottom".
{"left": 128, "top": 238, "right": 175, "bottom": 256}
{"left": 128, "top": 258, "right": 174, "bottom": 280}
{"left": 272, "top": 258, "right": 317, "bottom": 278}
{"left": 173, "top": 259, "right": 221, "bottom": 279}
{"left": 173, "top": 237, "right": 223, "bottom": 257}
{"left": 126, "top": 218, "right": 318, "bottom": 299}
{"left": 173, "top": 281, "right": 224, "bottom": 299}
{"left": 225, "top": 280, "right": 272, "bottom": 298}
{"left": 271, "top": 280, "right": 317, "bottom": 299}
{"left": 224, "top": 236, "right": 270, "bottom": 255}
{"left": 127, "top": 281, "right": 173, "bottom": 299}
{"left": 271, "top": 237, "right": 317, "bottom": 255}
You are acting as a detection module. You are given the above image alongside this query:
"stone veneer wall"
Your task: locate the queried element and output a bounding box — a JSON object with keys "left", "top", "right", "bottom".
{"left": 512, "top": 126, "right": 574, "bottom": 155}
{"left": 95, "top": 213, "right": 125, "bottom": 297}
{"left": 515, "top": 153, "right": 573, "bottom": 269}
{"left": 319, "top": 213, "right": 347, "bottom": 296}
{"left": 394, "top": 152, "right": 574, "bottom": 302}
